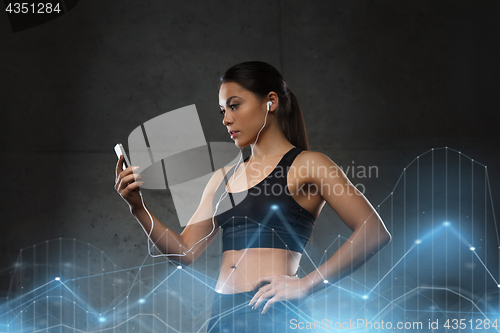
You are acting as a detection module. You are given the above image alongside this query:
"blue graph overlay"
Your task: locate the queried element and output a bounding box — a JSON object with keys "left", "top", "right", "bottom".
{"left": 0, "top": 147, "right": 498, "bottom": 332}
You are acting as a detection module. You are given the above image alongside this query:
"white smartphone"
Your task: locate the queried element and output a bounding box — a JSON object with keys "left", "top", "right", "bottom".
{"left": 114, "top": 143, "right": 132, "bottom": 171}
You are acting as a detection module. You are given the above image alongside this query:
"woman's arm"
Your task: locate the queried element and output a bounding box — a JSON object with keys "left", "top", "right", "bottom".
{"left": 115, "top": 155, "right": 225, "bottom": 266}
{"left": 249, "top": 151, "right": 391, "bottom": 313}
{"left": 301, "top": 151, "right": 391, "bottom": 294}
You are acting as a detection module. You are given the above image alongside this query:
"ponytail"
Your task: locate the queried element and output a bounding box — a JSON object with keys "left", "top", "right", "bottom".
{"left": 279, "top": 89, "right": 309, "bottom": 151}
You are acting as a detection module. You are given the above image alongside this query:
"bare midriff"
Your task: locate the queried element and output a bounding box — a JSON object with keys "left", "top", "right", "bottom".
{"left": 215, "top": 247, "right": 302, "bottom": 294}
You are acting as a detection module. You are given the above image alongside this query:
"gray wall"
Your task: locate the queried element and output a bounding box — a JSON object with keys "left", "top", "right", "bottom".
{"left": 1, "top": 0, "right": 499, "bottom": 329}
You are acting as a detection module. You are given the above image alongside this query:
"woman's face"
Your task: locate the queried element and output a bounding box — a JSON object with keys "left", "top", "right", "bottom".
{"left": 219, "top": 82, "right": 268, "bottom": 148}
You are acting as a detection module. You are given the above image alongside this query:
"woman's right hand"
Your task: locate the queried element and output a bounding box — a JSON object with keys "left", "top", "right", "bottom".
{"left": 115, "top": 155, "right": 144, "bottom": 211}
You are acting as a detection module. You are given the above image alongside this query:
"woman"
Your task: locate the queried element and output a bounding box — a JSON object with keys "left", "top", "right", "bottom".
{"left": 115, "top": 61, "right": 391, "bottom": 332}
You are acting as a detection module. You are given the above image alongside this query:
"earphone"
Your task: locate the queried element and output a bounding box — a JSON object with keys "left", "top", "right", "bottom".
{"left": 139, "top": 101, "right": 273, "bottom": 258}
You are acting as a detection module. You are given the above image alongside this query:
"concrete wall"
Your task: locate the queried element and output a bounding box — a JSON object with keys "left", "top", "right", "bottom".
{"left": 1, "top": 0, "right": 499, "bottom": 330}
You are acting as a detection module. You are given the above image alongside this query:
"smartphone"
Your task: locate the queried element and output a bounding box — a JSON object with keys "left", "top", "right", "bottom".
{"left": 114, "top": 143, "right": 132, "bottom": 171}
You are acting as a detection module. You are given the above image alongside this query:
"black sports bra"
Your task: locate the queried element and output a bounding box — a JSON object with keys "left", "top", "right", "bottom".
{"left": 212, "top": 147, "right": 316, "bottom": 253}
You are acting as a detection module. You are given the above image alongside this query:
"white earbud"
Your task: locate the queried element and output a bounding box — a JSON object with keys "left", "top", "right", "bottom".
{"left": 267, "top": 101, "right": 272, "bottom": 111}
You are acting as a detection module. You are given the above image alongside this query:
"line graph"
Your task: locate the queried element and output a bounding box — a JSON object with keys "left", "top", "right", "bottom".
{"left": 0, "top": 147, "right": 498, "bottom": 332}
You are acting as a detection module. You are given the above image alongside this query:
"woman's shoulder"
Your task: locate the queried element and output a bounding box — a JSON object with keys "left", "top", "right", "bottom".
{"left": 295, "top": 149, "right": 340, "bottom": 168}
{"left": 200, "top": 163, "right": 237, "bottom": 195}
{"left": 293, "top": 149, "right": 345, "bottom": 182}
{"left": 211, "top": 164, "right": 236, "bottom": 181}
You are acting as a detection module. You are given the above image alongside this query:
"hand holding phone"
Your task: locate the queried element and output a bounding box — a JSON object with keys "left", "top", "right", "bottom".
{"left": 114, "top": 143, "right": 131, "bottom": 171}
{"left": 114, "top": 143, "right": 144, "bottom": 209}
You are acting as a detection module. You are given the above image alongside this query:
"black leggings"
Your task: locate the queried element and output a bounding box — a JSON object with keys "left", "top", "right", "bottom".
{"left": 207, "top": 289, "right": 314, "bottom": 333}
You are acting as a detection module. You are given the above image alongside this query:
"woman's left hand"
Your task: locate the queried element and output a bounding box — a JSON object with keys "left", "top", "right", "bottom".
{"left": 249, "top": 275, "right": 311, "bottom": 314}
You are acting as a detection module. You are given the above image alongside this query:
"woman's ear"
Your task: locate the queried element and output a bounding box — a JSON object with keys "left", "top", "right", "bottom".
{"left": 266, "top": 92, "right": 279, "bottom": 112}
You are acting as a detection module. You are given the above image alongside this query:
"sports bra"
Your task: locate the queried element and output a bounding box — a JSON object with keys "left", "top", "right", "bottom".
{"left": 212, "top": 147, "right": 316, "bottom": 253}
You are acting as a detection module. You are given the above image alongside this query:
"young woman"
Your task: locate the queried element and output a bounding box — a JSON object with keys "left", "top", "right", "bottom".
{"left": 115, "top": 61, "right": 391, "bottom": 332}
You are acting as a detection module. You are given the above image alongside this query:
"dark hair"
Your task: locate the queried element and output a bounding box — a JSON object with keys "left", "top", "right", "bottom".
{"left": 220, "top": 61, "right": 309, "bottom": 150}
